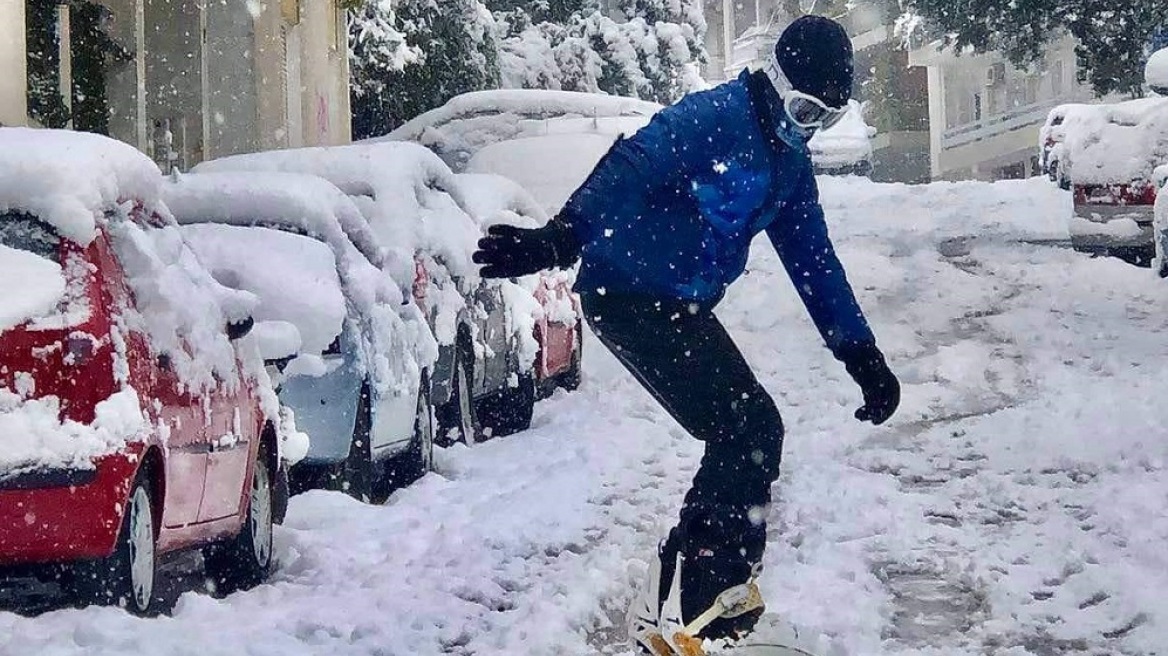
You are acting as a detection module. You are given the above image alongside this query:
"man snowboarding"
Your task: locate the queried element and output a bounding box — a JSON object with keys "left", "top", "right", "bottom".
{"left": 473, "top": 15, "right": 900, "bottom": 655}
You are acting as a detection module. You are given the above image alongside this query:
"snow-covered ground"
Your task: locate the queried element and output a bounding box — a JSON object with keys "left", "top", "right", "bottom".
{"left": 4, "top": 177, "right": 1168, "bottom": 655}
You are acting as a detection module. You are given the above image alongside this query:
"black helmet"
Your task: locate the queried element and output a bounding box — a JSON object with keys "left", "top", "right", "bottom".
{"left": 768, "top": 15, "right": 854, "bottom": 109}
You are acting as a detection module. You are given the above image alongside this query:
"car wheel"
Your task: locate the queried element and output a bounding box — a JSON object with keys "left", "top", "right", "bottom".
{"left": 70, "top": 473, "right": 159, "bottom": 615}
{"left": 382, "top": 371, "right": 435, "bottom": 492}
{"left": 436, "top": 345, "right": 478, "bottom": 446}
{"left": 476, "top": 371, "right": 535, "bottom": 439}
{"left": 204, "top": 444, "right": 275, "bottom": 593}
{"left": 338, "top": 383, "right": 376, "bottom": 502}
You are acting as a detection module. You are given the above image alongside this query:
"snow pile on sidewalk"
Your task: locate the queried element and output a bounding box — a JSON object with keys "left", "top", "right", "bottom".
{"left": 5, "top": 176, "right": 1168, "bottom": 655}
{"left": 0, "top": 245, "right": 65, "bottom": 331}
{"left": 0, "top": 388, "right": 145, "bottom": 476}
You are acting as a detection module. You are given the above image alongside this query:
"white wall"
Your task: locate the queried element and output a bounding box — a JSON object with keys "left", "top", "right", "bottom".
{"left": 0, "top": 0, "right": 28, "bottom": 126}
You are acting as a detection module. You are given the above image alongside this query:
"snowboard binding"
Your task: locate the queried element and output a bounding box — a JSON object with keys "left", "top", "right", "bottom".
{"left": 631, "top": 552, "right": 766, "bottom": 656}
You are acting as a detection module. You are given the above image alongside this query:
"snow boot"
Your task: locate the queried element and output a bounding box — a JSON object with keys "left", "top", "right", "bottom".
{"left": 628, "top": 511, "right": 766, "bottom": 655}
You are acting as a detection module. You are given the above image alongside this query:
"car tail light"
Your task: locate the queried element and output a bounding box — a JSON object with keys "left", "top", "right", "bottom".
{"left": 1074, "top": 183, "right": 1157, "bottom": 206}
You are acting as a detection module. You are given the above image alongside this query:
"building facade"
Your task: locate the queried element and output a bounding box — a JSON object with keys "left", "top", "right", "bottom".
{"left": 908, "top": 35, "right": 1100, "bottom": 181}
{"left": 703, "top": 0, "right": 931, "bottom": 183}
{"left": 4, "top": 0, "right": 350, "bottom": 170}
{"left": 0, "top": 0, "right": 29, "bottom": 126}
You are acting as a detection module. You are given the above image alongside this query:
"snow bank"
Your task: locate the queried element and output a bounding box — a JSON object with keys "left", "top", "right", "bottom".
{"left": 1061, "top": 97, "right": 1168, "bottom": 185}
{"left": 816, "top": 175, "right": 1072, "bottom": 244}
{"left": 0, "top": 387, "right": 145, "bottom": 476}
{"left": 0, "top": 129, "right": 163, "bottom": 245}
{"left": 0, "top": 245, "right": 65, "bottom": 331}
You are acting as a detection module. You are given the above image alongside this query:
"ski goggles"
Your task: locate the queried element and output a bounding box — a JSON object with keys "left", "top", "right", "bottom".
{"left": 762, "top": 57, "right": 848, "bottom": 130}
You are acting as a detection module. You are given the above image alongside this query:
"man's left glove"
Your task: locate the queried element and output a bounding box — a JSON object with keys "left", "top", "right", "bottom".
{"left": 838, "top": 343, "right": 900, "bottom": 425}
{"left": 472, "top": 216, "right": 581, "bottom": 279}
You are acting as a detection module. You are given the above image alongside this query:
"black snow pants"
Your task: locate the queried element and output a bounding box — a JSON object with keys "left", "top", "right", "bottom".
{"left": 582, "top": 292, "right": 784, "bottom": 621}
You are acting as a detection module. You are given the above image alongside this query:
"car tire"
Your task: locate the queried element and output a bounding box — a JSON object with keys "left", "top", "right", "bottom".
{"left": 382, "top": 371, "right": 435, "bottom": 492}
{"left": 69, "top": 472, "right": 159, "bottom": 615}
{"left": 204, "top": 443, "right": 275, "bottom": 593}
{"left": 337, "top": 382, "right": 376, "bottom": 502}
{"left": 436, "top": 345, "right": 478, "bottom": 446}
{"left": 476, "top": 371, "right": 535, "bottom": 439}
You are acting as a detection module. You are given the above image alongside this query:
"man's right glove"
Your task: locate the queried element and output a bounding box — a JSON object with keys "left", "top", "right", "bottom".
{"left": 838, "top": 342, "right": 900, "bottom": 425}
{"left": 472, "top": 215, "right": 581, "bottom": 279}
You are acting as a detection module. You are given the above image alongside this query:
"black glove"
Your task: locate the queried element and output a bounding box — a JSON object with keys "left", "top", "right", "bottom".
{"left": 838, "top": 342, "right": 900, "bottom": 425}
{"left": 472, "top": 215, "right": 581, "bottom": 279}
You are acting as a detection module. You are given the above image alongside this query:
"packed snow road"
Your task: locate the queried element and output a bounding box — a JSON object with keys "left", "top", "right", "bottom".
{"left": 3, "top": 177, "right": 1167, "bottom": 655}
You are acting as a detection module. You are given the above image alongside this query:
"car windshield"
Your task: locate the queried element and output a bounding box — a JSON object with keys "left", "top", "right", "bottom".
{"left": 0, "top": 212, "right": 60, "bottom": 263}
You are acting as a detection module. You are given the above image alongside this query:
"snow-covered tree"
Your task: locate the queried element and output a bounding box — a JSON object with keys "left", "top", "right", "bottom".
{"left": 900, "top": 0, "right": 1168, "bottom": 98}
{"left": 349, "top": 0, "right": 500, "bottom": 139}
{"left": 488, "top": 0, "right": 708, "bottom": 104}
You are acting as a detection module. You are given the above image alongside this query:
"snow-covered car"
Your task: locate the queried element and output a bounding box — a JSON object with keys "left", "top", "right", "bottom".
{"left": 453, "top": 172, "right": 582, "bottom": 397}
{"left": 1148, "top": 47, "right": 1168, "bottom": 96}
{"left": 1038, "top": 103, "right": 1092, "bottom": 187}
{"left": 163, "top": 172, "right": 439, "bottom": 503}
{"left": 194, "top": 142, "right": 580, "bottom": 444}
{"left": 0, "top": 129, "right": 289, "bottom": 614}
{"left": 375, "top": 88, "right": 662, "bottom": 173}
{"left": 1062, "top": 97, "right": 1168, "bottom": 263}
{"left": 807, "top": 99, "right": 875, "bottom": 177}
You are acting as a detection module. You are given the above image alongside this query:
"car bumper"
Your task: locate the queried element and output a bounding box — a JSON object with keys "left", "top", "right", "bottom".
{"left": 0, "top": 452, "right": 138, "bottom": 566}
{"left": 1070, "top": 204, "right": 1154, "bottom": 248}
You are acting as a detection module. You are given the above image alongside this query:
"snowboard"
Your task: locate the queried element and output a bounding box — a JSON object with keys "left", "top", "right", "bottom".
{"left": 700, "top": 612, "right": 832, "bottom": 656}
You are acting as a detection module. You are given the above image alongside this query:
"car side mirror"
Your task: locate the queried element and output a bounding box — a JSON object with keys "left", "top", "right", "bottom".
{"left": 226, "top": 316, "right": 255, "bottom": 341}
{"left": 264, "top": 355, "right": 295, "bottom": 373}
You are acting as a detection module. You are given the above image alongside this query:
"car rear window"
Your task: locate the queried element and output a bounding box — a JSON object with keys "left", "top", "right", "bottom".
{"left": 0, "top": 212, "right": 60, "bottom": 263}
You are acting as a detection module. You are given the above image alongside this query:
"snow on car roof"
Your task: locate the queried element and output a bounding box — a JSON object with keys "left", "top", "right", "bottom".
{"left": 1062, "top": 98, "right": 1168, "bottom": 185}
{"left": 163, "top": 171, "right": 385, "bottom": 268}
{"left": 194, "top": 142, "right": 483, "bottom": 282}
{"left": 452, "top": 171, "right": 549, "bottom": 226}
{"left": 0, "top": 128, "right": 163, "bottom": 245}
{"left": 466, "top": 133, "right": 617, "bottom": 214}
{"left": 382, "top": 89, "right": 663, "bottom": 143}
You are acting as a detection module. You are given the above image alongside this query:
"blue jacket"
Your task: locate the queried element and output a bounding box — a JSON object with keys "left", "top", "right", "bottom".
{"left": 563, "top": 69, "right": 875, "bottom": 354}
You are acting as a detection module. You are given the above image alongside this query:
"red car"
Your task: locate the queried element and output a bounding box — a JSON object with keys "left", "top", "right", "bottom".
{"left": 1064, "top": 98, "right": 1168, "bottom": 264}
{"left": 0, "top": 129, "right": 287, "bottom": 614}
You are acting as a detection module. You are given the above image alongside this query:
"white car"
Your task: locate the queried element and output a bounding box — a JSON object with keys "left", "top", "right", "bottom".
{"left": 378, "top": 88, "right": 662, "bottom": 173}
{"left": 164, "top": 171, "right": 439, "bottom": 503}
{"left": 394, "top": 89, "right": 875, "bottom": 212}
